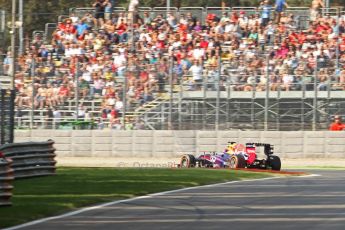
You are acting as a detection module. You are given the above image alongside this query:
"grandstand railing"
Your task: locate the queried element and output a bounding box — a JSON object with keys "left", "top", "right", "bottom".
{"left": 206, "top": 7, "right": 231, "bottom": 19}
{"left": 34, "top": 6, "right": 344, "bottom": 44}
{"left": 44, "top": 23, "right": 57, "bottom": 43}
{"left": 68, "top": 6, "right": 344, "bottom": 20}
{"left": 321, "top": 7, "right": 340, "bottom": 16}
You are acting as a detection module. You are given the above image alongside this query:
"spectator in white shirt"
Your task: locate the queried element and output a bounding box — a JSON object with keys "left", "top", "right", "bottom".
{"left": 189, "top": 59, "right": 203, "bottom": 90}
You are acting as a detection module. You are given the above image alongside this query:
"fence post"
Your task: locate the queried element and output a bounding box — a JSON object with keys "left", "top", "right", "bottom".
{"left": 215, "top": 50, "right": 221, "bottom": 131}
{"left": 75, "top": 59, "right": 79, "bottom": 122}
{"left": 264, "top": 53, "right": 270, "bottom": 131}
{"left": 122, "top": 59, "right": 128, "bottom": 130}
{"left": 168, "top": 53, "right": 173, "bottom": 130}
{"left": 313, "top": 57, "right": 318, "bottom": 131}
{"left": 10, "top": 0, "right": 16, "bottom": 90}
{"left": 30, "top": 58, "right": 36, "bottom": 129}
{"left": 19, "top": 0, "right": 23, "bottom": 55}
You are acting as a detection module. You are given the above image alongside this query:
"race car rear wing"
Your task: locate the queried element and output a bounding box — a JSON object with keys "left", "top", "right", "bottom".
{"left": 246, "top": 143, "right": 274, "bottom": 156}
{"left": 227, "top": 142, "right": 274, "bottom": 156}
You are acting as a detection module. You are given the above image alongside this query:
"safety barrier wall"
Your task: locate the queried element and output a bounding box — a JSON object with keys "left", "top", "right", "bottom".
{"left": 14, "top": 130, "right": 345, "bottom": 159}
{"left": 0, "top": 140, "right": 57, "bottom": 179}
{"left": 0, "top": 157, "right": 13, "bottom": 206}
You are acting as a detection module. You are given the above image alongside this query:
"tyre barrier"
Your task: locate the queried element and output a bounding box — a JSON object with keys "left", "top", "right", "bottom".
{"left": 0, "top": 155, "right": 14, "bottom": 206}
{"left": 0, "top": 140, "right": 57, "bottom": 179}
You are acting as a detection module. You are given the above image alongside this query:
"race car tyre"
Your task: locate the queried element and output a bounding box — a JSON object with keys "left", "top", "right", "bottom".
{"left": 180, "top": 154, "right": 196, "bottom": 168}
{"left": 269, "top": 155, "right": 281, "bottom": 171}
{"left": 229, "top": 154, "right": 246, "bottom": 169}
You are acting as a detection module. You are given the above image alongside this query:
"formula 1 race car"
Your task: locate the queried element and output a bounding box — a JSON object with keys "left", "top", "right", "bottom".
{"left": 180, "top": 142, "right": 281, "bottom": 171}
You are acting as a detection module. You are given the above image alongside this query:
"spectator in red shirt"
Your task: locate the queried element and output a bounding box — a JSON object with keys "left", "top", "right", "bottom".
{"left": 57, "top": 21, "right": 66, "bottom": 31}
{"left": 58, "top": 84, "right": 70, "bottom": 104}
{"left": 116, "top": 19, "right": 128, "bottom": 43}
{"left": 62, "top": 18, "right": 76, "bottom": 34}
{"left": 199, "top": 37, "right": 209, "bottom": 49}
{"left": 329, "top": 115, "right": 345, "bottom": 131}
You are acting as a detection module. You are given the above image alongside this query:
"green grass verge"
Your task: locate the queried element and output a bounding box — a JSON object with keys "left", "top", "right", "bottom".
{"left": 1, "top": 167, "right": 275, "bottom": 228}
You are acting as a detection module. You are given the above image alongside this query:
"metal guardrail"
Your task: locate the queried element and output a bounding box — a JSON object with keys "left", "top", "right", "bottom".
{"left": 69, "top": 6, "right": 344, "bottom": 16}
{"left": 321, "top": 7, "right": 339, "bottom": 16}
{"left": 67, "top": 6, "right": 344, "bottom": 28}
{"left": 179, "top": 7, "right": 204, "bottom": 22}
{"left": 44, "top": 23, "right": 57, "bottom": 42}
{"left": 57, "top": 14, "right": 69, "bottom": 22}
{"left": 0, "top": 140, "right": 56, "bottom": 179}
{"left": 0, "top": 156, "right": 13, "bottom": 206}
{"left": 206, "top": 7, "right": 231, "bottom": 18}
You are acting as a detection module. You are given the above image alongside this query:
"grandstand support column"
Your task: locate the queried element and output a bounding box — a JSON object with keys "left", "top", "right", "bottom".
{"left": 18, "top": 0, "right": 23, "bottom": 55}
{"left": 75, "top": 59, "right": 79, "bottom": 122}
{"left": 10, "top": 0, "right": 16, "bottom": 90}
{"left": 178, "top": 77, "right": 182, "bottom": 130}
{"left": 225, "top": 82, "right": 229, "bottom": 129}
{"left": 167, "top": 0, "right": 170, "bottom": 10}
{"left": 264, "top": 54, "right": 270, "bottom": 131}
{"left": 251, "top": 84, "right": 255, "bottom": 129}
{"left": 226, "top": 71, "right": 232, "bottom": 129}
{"left": 122, "top": 61, "right": 127, "bottom": 130}
{"left": 30, "top": 58, "right": 36, "bottom": 129}
{"left": 215, "top": 51, "right": 221, "bottom": 131}
{"left": 161, "top": 104, "right": 164, "bottom": 129}
{"left": 168, "top": 53, "right": 173, "bottom": 130}
{"left": 327, "top": 30, "right": 332, "bottom": 101}
{"left": 202, "top": 67, "right": 207, "bottom": 130}
{"left": 301, "top": 77, "right": 306, "bottom": 129}
{"left": 277, "top": 87, "right": 281, "bottom": 130}
{"left": 312, "top": 57, "right": 318, "bottom": 131}
{"left": 336, "top": 8, "right": 340, "bottom": 72}
{"left": 323, "top": 0, "right": 329, "bottom": 8}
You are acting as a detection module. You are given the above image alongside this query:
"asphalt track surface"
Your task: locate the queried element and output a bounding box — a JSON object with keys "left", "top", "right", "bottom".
{"left": 7, "top": 170, "right": 345, "bottom": 230}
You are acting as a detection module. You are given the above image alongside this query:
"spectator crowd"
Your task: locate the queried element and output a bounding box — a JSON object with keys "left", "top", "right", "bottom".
{"left": 2, "top": 0, "right": 345, "bottom": 129}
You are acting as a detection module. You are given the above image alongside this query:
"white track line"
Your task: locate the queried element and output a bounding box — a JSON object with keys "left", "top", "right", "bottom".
{"left": 5, "top": 174, "right": 318, "bottom": 230}
{"left": 298, "top": 174, "right": 321, "bottom": 178}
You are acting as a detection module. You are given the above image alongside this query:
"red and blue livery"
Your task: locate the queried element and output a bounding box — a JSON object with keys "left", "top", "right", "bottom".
{"left": 180, "top": 142, "right": 281, "bottom": 171}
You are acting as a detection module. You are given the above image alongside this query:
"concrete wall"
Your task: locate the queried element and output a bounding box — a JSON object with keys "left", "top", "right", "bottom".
{"left": 14, "top": 130, "right": 345, "bottom": 158}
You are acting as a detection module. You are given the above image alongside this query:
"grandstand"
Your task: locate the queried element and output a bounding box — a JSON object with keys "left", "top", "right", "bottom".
{"left": 1, "top": 3, "right": 345, "bottom": 131}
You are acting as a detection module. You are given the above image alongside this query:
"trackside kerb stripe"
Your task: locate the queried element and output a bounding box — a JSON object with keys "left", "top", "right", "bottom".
{"left": 5, "top": 175, "right": 318, "bottom": 230}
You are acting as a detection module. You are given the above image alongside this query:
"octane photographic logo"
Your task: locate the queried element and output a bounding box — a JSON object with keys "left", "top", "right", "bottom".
{"left": 116, "top": 161, "right": 178, "bottom": 168}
